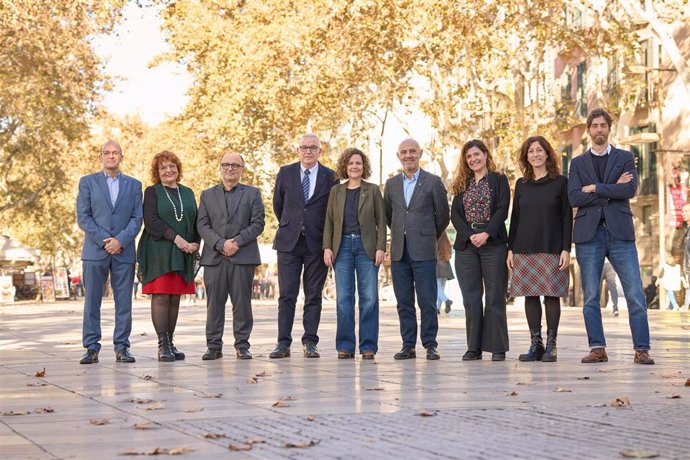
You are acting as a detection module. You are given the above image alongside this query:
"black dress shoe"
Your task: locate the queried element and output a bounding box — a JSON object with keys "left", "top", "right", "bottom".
{"left": 462, "top": 350, "right": 482, "bottom": 361}
{"left": 202, "top": 349, "right": 223, "bottom": 360}
{"left": 426, "top": 346, "right": 440, "bottom": 360}
{"left": 394, "top": 346, "right": 416, "bottom": 360}
{"left": 269, "top": 344, "right": 290, "bottom": 359}
{"left": 236, "top": 348, "right": 252, "bottom": 360}
{"left": 115, "top": 349, "right": 136, "bottom": 363}
{"left": 492, "top": 352, "right": 506, "bottom": 361}
{"left": 80, "top": 349, "right": 99, "bottom": 365}
{"left": 303, "top": 342, "right": 320, "bottom": 358}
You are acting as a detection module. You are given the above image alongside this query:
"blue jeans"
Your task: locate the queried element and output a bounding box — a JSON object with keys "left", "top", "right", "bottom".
{"left": 575, "top": 224, "right": 650, "bottom": 350}
{"left": 436, "top": 278, "right": 448, "bottom": 309}
{"left": 334, "top": 234, "right": 379, "bottom": 353}
{"left": 666, "top": 289, "right": 678, "bottom": 310}
{"left": 391, "top": 243, "right": 438, "bottom": 348}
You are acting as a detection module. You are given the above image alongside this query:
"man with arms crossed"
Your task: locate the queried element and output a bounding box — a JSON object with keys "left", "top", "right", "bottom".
{"left": 568, "top": 108, "right": 654, "bottom": 364}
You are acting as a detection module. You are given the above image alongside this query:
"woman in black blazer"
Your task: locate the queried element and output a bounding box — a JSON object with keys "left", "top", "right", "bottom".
{"left": 450, "top": 139, "right": 510, "bottom": 361}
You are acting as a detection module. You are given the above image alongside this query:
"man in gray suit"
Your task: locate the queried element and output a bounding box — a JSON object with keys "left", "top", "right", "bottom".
{"left": 197, "top": 152, "right": 265, "bottom": 360}
{"left": 76, "top": 141, "right": 142, "bottom": 364}
{"left": 384, "top": 138, "right": 450, "bottom": 360}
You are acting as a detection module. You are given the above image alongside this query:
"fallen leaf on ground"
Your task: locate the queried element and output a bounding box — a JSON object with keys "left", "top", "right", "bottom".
{"left": 141, "top": 375, "right": 154, "bottom": 381}
{"left": 415, "top": 410, "right": 437, "bottom": 417}
{"left": 609, "top": 396, "right": 631, "bottom": 407}
{"left": 285, "top": 439, "right": 320, "bottom": 448}
{"left": 133, "top": 422, "right": 155, "bottom": 430}
{"left": 553, "top": 387, "right": 573, "bottom": 393}
{"left": 619, "top": 448, "right": 660, "bottom": 458}
{"left": 247, "top": 377, "right": 258, "bottom": 384}
{"left": 515, "top": 382, "right": 531, "bottom": 386}
{"left": 203, "top": 433, "right": 226, "bottom": 439}
{"left": 246, "top": 437, "right": 265, "bottom": 445}
{"left": 35, "top": 368, "right": 46, "bottom": 377}
{"left": 577, "top": 376, "right": 591, "bottom": 380}
{"left": 506, "top": 391, "right": 518, "bottom": 396}
{"left": 280, "top": 396, "right": 298, "bottom": 401}
{"left": 685, "top": 378, "right": 690, "bottom": 387}
{"left": 167, "top": 447, "right": 194, "bottom": 455}
{"left": 195, "top": 393, "right": 222, "bottom": 399}
{"left": 365, "top": 388, "right": 384, "bottom": 391}
{"left": 34, "top": 407, "right": 54, "bottom": 413}
{"left": 229, "top": 443, "right": 252, "bottom": 451}
{"left": 120, "top": 446, "right": 194, "bottom": 456}
{"left": 307, "top": 415, "right": 317, "bottom": 421}
{"left": 182, "top": 407, "right": 205, "bottom": 412}
{"left": 255, "top": 371, "right": 268, "bottom": 377}
{"left": 138, "top": 332, "right": 147, "bottom": 336}
{"left": 127, "top": 398, "right": 154, "bottom": 404}
{"left": 145, "top": 402, "right": 165, "bottom": 411}
{"left": 272, "top": 401, "right": 290, "bottom": 408}
{"left": 90, "top": 419, "right": 109, "bottom": 425}
{"left": 666, "top": 394, "right": 682, "bottom": 399}
{"left": 27, "top": 382, "right": 47, "bottom": 387}
{"left": 596, "top": 368, "right": 608, "bottom": 373}
{"left": 2, "top": 410, "right": 30, "bottom": 416}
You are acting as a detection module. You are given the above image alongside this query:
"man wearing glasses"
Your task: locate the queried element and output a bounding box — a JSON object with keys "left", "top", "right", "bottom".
{"left": 197, "top": 152, "right": 265, "bottom": 360}
{"left": 76, "top": 141, "right": 143, "bottom": 364}
{"left": 270, "top": 134, "right": 337, "bottom": 358}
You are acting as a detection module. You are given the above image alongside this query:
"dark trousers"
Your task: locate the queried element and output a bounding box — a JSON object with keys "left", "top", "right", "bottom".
{"left": 455, "top": 243, "right": 509, "bottom": 353}
{"left": 277, "top": 236, "right": 328, "bottom": 346}
{"left": 82, "top": 258, "right": 134, "bottom": 352}
{"left": 391, "top": 242, "right": 438, "bottom": 349}
{"left": 204, "top": 260, "right": 255, "bottom": 350}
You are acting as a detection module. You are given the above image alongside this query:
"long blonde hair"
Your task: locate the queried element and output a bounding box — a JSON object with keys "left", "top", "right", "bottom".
{"left": 449, "top": 139, "right": 497, "bottom": 195}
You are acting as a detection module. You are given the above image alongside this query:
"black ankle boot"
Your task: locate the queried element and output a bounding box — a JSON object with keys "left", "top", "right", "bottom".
{"left": 157, "top": 333, "right": 175, "bottom": 362}
{"left": 518, "top": 329, "right": 544, "bottom": 362}
{"left": 168, "top": 334, "right": 185, "bottom": 360}
{"left": 542, "top": 329, "right": 557, "bottom": 362}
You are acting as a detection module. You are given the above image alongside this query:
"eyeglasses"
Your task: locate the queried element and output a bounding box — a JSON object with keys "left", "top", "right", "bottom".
{"left": 298, "top": 145, "right": 320, "bottom": 153}
{"left": 101, "top": 150, "right": 122, "bottom": 157}
{"left": 221, "top": 163, "right": 244, "bottom": 171}
{"left": 158, "top": 165, "right": 178, "bottom": 172}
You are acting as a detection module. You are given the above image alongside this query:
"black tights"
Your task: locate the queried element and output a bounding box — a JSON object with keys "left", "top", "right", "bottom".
{"left": 151, "top": 294, "right": 181, "bottom": 336}
{"left": 524, "top": 296, "right": 560, "bottom": 332}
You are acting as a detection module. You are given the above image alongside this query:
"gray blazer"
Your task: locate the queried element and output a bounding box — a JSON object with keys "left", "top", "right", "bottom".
{"left": 384, "top": 169, "right": 450, "bottom": 262}
{"left": 197, "top": 183, "right": 265, "bottom": 266}
{"left": 323, "top": 181, "right": 387, "bottom": 260}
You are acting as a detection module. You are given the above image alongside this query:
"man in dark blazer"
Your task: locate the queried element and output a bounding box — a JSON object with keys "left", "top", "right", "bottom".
{"left": 270, "top": 133, "right": 337, "bottom": 358}
{"left": 197, "top": 152, "right": 265, "bottom": 360}
{"left": 568, "top": 108, "right": 654, "bottom": 365}
{"left": 384, "top": 138, "right": 450, "bottom": 360}
{"left": 76, "top": 141, "right": 143, "bottom": 364}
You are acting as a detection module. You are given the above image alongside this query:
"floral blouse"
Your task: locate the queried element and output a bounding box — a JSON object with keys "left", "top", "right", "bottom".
{"left": 462, "top": 176, "right": 491, "bottom": 223}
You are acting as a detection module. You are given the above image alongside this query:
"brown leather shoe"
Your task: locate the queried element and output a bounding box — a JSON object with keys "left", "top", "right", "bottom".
{"left": 337, "top": 351, "right": 354, "bottom": 359}
{"left": 581, "top": 348, "right": 608, "bottom": 363}
{"left": 634, "top": 350, "right": 655, "bottom": 365}
{"left": 361, "top": 351, "right": 375, "bottom": 360}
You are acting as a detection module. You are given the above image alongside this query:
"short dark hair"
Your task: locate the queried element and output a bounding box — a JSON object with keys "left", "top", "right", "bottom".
{"left": 335, "top": 148, "right": 372, "bottom": 180}
{"left": 586, "top": 108, "right": 613, "bottom": 130}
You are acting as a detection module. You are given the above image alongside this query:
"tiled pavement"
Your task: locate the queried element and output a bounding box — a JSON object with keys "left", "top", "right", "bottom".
{"left": 1, "top": 299, "right": 689, "bottom": 459}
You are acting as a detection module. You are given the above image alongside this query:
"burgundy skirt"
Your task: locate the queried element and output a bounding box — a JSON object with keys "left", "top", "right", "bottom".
{"left": 510, "top": 253, "right": 569, "bottom": 298}
{"left": 142, "top": 272, "right": 195, "bottom": 295}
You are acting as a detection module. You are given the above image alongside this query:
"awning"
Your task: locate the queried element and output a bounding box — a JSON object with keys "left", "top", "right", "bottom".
{"left": 0, "top": 236, "right": 40, "bottom": 269}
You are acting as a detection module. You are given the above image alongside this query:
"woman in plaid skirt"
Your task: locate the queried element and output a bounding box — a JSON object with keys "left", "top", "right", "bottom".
{"left": 507, "top": 136, "right": 573, "bottom": 362}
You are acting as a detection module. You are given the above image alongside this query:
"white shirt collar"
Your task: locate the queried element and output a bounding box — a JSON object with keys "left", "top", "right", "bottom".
{"left": 590, "top": 144, "right": 612, "bottom": 157}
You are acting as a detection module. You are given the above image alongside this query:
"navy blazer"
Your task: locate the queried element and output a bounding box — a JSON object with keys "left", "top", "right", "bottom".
{"left": 451, "top": 172, "right": 510, "bottom": 251}
{"left": 568, "top": 146, "right": 637, "bottom": 244}
{"left": 272, "top": 161, "right": 337, "bottom": 254}
{"left": 76, "top": 172, "right": 143, "bottom": 263}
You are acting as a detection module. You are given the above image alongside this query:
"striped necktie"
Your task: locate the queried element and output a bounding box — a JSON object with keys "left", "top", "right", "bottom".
{"left": 302, "top": 169, "right": 310, "bottom": 203}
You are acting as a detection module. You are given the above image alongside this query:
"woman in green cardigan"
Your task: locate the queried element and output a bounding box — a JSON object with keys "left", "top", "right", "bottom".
{"left": 137, "top": 151, "right": 199, "bottom": 362}
{"left": 323, "top": 148, "right": 387, "bottom": 359}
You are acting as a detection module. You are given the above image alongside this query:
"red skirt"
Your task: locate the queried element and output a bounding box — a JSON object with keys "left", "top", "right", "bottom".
{"left": 142, "top": 272, "right": 195, "bottom": 295}
{"left": 510, "top": 253, "right": 569, "bottom": 298}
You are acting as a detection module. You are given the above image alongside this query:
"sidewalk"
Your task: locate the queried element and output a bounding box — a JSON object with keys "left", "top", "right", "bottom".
{"left": 1, "top": 299, "right": 689, "bottom": 459}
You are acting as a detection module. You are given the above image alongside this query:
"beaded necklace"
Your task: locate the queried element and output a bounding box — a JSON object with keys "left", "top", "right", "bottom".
{"left": 163, "top": 185, "right": 184, "bottom": 222}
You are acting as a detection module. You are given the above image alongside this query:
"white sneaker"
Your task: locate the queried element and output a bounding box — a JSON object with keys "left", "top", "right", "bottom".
{"left": 612, "top": 310, "right": 619, "bottom": 316}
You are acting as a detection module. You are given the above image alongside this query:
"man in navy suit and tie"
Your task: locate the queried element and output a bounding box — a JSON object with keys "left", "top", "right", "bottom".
{"left": 568, "top": 108, "right": 654, "bottom": 365}
{"left": 76, "top": 141, "right": 143, "bottom": 364}
{"left": 270, "top": 133, "right": 336, "bottom": 358}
